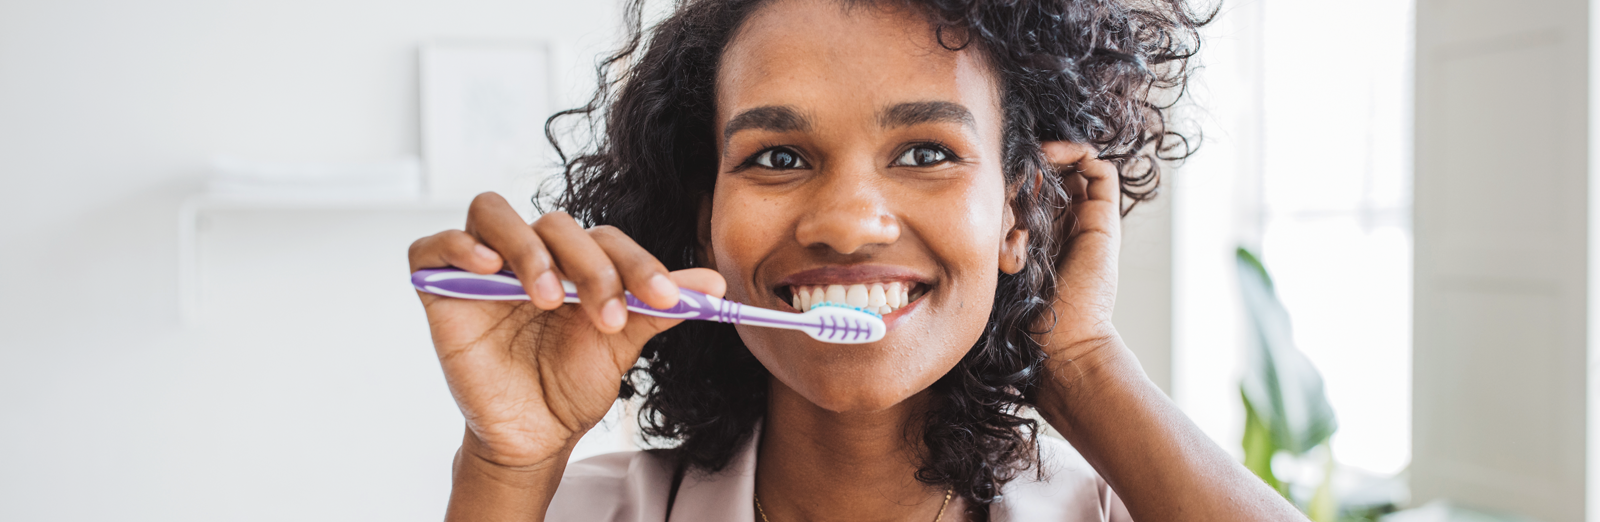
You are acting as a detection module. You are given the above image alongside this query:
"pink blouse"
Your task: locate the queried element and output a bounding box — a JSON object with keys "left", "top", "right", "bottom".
{"left": 546, "top": 426, "right": 1132, "bottom": 522}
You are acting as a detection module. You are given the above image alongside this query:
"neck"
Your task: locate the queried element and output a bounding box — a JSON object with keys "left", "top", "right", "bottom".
{"left": 755, "top": 382, "right": 963, "bottom": 522}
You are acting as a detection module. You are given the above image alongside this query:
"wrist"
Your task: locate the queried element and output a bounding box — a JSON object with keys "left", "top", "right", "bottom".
{"left": 457, "top": 427, "right": 575, "bottom": 484}
{"left": 447, "top": 428, "right": 573, "bottom": 522}
{"left": 1034, "top": 335, "right": 1149, "bottom": 439}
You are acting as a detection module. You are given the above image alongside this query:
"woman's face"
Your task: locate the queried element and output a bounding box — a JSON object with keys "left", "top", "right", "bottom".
{"left": 708, "top": 0, "right": 1027, "bottom": 412}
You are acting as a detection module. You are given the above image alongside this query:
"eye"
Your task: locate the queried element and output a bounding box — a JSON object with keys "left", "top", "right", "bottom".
{"left": 892, "top": 145, "right": 952, "bottom": 167}
{"left": 752, "top": 147, "right": 810, "bottom": 170}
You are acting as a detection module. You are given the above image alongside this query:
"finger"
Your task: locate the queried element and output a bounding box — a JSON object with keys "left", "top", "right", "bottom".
{"left": 535, "top": 211, "right": 628, "bottom": 333}
{"left": 670, "top": 268, "right": 727, "bottom": 298}
{"left": 1077, "top": 158, "right": 1119, "bottom": 206}
{"left": 1042, "top": 141, "right": 1093, "bottom": 200}
{"left": 465, "top": 192, "right": 566, "bottom": 309}
{"left": 1041, "top": 142, "right": 1119, "bottom": 229}
{"left": 616, "top": 268, "right": 730, "bottom": 346}
{"left": 589, "top": 226, "right": 680, "bottom": 310}
{"left": 1072, "top": 157, "right": 1121, "bottom": 236}
{"left": 408, "top": 229, "right": 504, "bottom": 274}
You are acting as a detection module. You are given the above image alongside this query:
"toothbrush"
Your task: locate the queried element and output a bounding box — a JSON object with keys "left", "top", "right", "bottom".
{"left": 411, "top": 267, "right": 886, "bottom": 344}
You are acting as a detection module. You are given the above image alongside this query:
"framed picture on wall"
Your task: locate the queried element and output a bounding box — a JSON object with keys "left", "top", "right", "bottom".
{"left": 420, "top": 41, "right": 556, "bottom": 201}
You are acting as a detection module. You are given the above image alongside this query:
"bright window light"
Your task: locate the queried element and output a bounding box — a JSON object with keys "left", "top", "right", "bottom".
{"left": 1258, "top": 0, "right": 1414, "bottom": 476}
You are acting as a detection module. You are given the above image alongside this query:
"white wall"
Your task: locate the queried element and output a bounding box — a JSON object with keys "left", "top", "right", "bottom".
{"left": 0, "top": 1, "right": 619, "bottom": 519}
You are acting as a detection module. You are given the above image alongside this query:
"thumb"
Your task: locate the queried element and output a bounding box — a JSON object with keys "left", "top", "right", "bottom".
{"left": 618, "top": 268, "right": 727, "bottom": 342}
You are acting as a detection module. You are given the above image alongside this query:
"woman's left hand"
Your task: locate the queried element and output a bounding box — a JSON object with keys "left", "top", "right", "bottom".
{"left": 1033, "top": 141, "right": 1125, "bottom": 369}
{"left": 1029, "top": 142, "right": 1309, "bottom": 522}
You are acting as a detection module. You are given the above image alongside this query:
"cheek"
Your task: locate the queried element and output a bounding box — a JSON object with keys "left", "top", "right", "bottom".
{"left": 708, "top": 187, "right": 784, "bottom": 302}
{"left": 915, "top": 181, "right": 1009, "bottom": 278}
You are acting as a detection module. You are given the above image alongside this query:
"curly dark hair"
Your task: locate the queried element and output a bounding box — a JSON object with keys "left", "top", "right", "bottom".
{"left": 540, "top": 0, "right": 1206, "bottom": 518}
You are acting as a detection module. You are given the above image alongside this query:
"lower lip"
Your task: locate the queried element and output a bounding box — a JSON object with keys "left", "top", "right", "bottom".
{"left": 879, "top": 295, "right": 922, "bottom": 330}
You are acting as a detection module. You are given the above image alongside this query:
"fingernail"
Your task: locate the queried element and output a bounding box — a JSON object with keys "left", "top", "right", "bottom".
{"left": 473, "top": 244, "right": 497, "bottom": 260}
{"left": 536, "top": 272, "right": 564, "bottom": 303}
{"left": 648, "top": 274, "right": 678, "bottom": 301}
{"left": 602, "top": 298, "right": 627, "bottom": 329}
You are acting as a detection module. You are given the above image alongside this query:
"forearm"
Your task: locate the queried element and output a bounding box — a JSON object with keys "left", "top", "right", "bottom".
{"left": 446, "top": 428, "right": 572, "bottom": 522}
{"left": 1035, "top": 338, "right": 1304, "bottom": 522}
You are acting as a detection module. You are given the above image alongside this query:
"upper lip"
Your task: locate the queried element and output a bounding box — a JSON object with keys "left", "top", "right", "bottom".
{"left": 774, "top": 264, "right": 932, "bottom": 288}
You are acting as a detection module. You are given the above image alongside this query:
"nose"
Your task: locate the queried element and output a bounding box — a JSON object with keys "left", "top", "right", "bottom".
{"left": 793, "top": 167, "right": 900, "bottom": 255}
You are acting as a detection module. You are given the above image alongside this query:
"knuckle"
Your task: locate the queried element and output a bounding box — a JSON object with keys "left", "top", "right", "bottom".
{"left": 471, "top": 192, "right": 501, "bottom": 207}
{"left": 571, "top": 265, "right": 620, "bottom": 288}
{"left": 588, "top": 225, "right": 625, "bottom": 243}
{"left": 517, "top": 245, "right": 551, "bottom": 270}
{"left": 629, "top": 253, "right": 666, "bottom": 276}
{"left": 591, "top": 265, "right": 620, "bottom": 283}
{"left": 532, "top": 212, "right": 568, "bottom": 232}
{"left": 409, "top": 230, "right": 459, "bottom": 258}
{"left": 536, "top": 211, "right": 574, "bottom": 226}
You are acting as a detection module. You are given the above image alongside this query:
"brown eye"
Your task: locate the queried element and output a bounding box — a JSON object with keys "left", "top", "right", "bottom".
{"left": 892, "top": 145, "right": 950, "bottom": 167}
{"left": 754, "top": 148, "right": 809, "bottom": 169}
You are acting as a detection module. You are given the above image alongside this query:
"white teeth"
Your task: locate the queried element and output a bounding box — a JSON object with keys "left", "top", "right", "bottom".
{"left": 846, "top": 284, "right": 868, "bottom": 307}
{"left": 825, "top": 285, "right": 847, "bottom": 305}
{"left": 868, "top": 284, "right": 886, "bottom": 307}
{"left": 790, "top": 282, "right": 918, "bottom": 314}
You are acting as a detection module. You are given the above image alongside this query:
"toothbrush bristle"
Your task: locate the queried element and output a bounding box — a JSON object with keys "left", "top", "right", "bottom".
{"left": 808, "top": 301, "right": 884, "bottom": 319}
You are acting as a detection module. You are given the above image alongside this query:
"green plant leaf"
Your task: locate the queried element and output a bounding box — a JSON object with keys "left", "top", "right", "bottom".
{"left": 1237, "top": 247, "right": 1338, "bottom": 455}
{"left": 1242, "top": 393, "right": 1285, "bottom": 495}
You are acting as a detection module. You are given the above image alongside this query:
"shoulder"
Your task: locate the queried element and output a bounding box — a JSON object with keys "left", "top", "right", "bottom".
{"left": 991, "top": 435, "right": 1132, "bottom": 522}
{"left": 546, "top": 450, "right": 676, "bottom": 522}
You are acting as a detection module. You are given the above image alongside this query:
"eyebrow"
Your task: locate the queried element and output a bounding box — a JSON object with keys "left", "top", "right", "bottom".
{"left": 878, "top": 101, "right": 975, "bottom": 130}
{"left": 723, "top": 105, "right": 811, "bottom": 145}
{"left": 720, "top": 101, "right": 976, "bottom": 149}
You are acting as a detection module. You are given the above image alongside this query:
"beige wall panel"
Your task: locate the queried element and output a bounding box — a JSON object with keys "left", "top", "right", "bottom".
{"left": 1413, "top": 0, "right": 1588, "bottom": 520}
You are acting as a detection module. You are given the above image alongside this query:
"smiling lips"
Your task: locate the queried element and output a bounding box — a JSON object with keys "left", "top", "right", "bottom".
{"left": 789, "top": 283, "right": 924, "bottom": 316}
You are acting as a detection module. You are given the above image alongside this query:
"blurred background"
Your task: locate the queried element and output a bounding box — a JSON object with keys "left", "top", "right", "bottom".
{"left": 0, "top": 0, "right": 1587, "bottom": 520}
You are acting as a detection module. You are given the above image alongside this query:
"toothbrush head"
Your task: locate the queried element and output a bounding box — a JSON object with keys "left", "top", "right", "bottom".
{"left": 809, "top": 301, "right": 883, "bottom": 318}
{"left": 798, "top": 302, "right": 887, "bottom": 344}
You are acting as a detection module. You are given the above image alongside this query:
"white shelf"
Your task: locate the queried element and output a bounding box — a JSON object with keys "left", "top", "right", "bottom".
{"left": 177, "top": 193, "right": 476, "bottom": 324}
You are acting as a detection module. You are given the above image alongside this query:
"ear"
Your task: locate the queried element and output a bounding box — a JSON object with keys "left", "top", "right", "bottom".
{"left": 696, "top": 194, "right": 717, "bottom": 269}
{"left": 998, "top": 206, "right": 1030, "bottom": 275}
{"left": 998, "top": 169, "right": 1041, "bottom": 275}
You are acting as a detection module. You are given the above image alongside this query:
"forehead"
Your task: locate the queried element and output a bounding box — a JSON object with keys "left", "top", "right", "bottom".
{"left": 715, "top": 0, "right": 999, "bottom": 132}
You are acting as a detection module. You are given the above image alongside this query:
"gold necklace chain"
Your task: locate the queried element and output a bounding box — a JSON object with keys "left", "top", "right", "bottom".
{"left": 753, "top": 489, "right": 953, "bottom": 522}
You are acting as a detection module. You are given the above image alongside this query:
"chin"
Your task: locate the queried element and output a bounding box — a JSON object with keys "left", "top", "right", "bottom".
{"left": 741, "top": 306, "right": 978, "bottom": 415}
{"left": 795, "top": 381, "right": 919, "bottom": 413}
{"left": 770, "top": 353, "right": 935, "bottom": 413}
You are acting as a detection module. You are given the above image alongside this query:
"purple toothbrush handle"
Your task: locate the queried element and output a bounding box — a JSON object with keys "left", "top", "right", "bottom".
{"left": 411, "top": 267, "right": 725, "bottom": 321}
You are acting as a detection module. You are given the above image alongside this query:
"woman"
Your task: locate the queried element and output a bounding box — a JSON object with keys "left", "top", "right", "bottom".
{"left": 407, "top": 0, "right": 1304, "bottom": 520}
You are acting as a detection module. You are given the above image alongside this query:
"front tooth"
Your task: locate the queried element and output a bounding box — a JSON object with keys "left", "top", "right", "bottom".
{"left": 809, "top": 287, "right": 826, "bottom": 309}
{"left": 797, "top": 286, "right": 810, "bottom": 310}
{"left": 825, "top": 285, "right": 847, "bottom": 305}
{"left": 793, "top": 290, "right": 801, "bottom": 311}
{"left": 846, "top": 284, "right": 869, "bottom": 307}
{"left": 868, "top": 284, "right": 886, "bottom": 307}
{"left": 886, "top": 282, "right": 903, "bottom": 308}
{"left": 878, "top": 305, "right": 892, "bottom": 315}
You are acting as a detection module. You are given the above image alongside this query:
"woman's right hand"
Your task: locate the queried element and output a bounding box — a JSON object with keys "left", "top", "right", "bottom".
{"left": 408, "top": 192, "right": 725, "bottom": 470}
